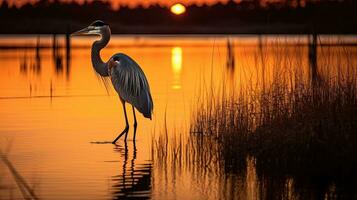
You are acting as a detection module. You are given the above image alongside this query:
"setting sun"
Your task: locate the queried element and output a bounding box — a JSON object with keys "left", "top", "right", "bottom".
{"left": 170, "top": 3, "right": 186, "bottom": 15}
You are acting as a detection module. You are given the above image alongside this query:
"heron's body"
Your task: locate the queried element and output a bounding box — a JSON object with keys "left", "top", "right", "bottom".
{"left": 72, "top": 20, "right": 153, "bottom": 143}
{"left": 109, "top": 53, "right": 153, "bottom": 119}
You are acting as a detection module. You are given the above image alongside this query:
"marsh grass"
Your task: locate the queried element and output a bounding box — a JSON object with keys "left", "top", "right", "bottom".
{"left": 190, "top": 40, "right": 357, "bottom": 179}
{"left": 0, "top": 149, "right": 40, "bottom": 200}
{"left": 150, "top": 39, "right": 357, "bottom": 199}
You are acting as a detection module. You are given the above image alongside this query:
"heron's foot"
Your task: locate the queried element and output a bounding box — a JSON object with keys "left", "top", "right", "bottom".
{"left": 112, "top": 126, "right": 129, "bottom": 144}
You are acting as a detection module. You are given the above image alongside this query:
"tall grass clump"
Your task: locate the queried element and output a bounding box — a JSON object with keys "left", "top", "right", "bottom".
{"left": 191, "top": 42, "right": 357, "bottom": 178}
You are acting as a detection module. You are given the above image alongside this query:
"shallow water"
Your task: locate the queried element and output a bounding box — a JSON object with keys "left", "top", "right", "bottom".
{"left": 0, "top": 35, "right": 356, "bottom": 199}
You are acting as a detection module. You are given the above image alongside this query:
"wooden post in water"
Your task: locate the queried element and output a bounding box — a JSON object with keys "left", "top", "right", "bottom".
{"left": 50, "top": 80, "right": 53, "bottom": 100}
{"left": 308, "top": 32, "right": 318, "bottom": 85}
{"left": 52, "top": 33, "right": 58, "bottom": 71}
{"left": 226, "top": 38, "right": 235, "bottom": 71}
{"left": 52, "top": 34, "right": 57, "bottom": 59}
{"left": 53, "top": 33, "right": 63, "bottom": 74}
{"left": 66, "top": 24, "right": 71, "bottom": 80}
{"left": 34, "top": 36, "right": 41, "bottom": 74}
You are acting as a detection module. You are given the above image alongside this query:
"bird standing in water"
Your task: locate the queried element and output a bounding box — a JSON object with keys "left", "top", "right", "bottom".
{"left": 72, "top": 20, "right": 153, "bottom": 144}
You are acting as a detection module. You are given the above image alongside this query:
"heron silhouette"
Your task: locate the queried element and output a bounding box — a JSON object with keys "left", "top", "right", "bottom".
{"left": 72, "top": 20, "right": 153, "bottom": 144}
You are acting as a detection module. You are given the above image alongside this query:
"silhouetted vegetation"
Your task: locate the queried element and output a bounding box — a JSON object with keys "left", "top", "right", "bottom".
{"left": 0, "top": 0, "right": 356, "bottom": 34}
{"left": 1, "top": 149, "right": 40, "bottom": 199}
{"left": 190, "top": 40, "right": 357, "bottom": 198}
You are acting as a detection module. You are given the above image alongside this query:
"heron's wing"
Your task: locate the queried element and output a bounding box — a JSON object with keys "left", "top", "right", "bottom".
{"left": 110, "top": 53, "right": 153, "bottom": 119}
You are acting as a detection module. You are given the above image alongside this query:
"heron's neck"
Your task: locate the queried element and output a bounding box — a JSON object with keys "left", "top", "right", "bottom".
{"left": 91, "top": 29, "right": 110, "bottom": 77}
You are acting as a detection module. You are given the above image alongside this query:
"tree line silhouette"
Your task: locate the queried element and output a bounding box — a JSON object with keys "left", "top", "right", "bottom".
{"left": 0, "top": 0, "right": 356, "bottom": 34}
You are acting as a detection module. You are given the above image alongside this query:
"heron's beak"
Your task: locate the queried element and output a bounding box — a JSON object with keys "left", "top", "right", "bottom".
{"left": 71, "top": 27, "right": 90, "bottom": 36}
{"left": 71, "top": 27, "right": 100, "bottom": 36}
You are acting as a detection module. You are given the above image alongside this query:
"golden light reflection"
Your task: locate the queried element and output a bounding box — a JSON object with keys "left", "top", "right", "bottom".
{"left": 171, "top": 47, "right": 182, "bottom": 89}
{"left": 0, "top": 35, "right": 355, "bottom": 199}
{"left": 170, "top": 3, "right": 186, "bottom": 15}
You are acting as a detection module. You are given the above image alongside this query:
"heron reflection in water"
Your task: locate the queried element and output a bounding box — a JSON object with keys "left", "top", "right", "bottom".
{"left": 72, "top": 20, "right": 153, "bottom": 143}
{"left": 112, "top": 143, "right": 152, "bottom": 199}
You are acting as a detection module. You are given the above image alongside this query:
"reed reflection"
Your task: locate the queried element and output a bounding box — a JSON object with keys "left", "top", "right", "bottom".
{"left": 152, "top": 130, "right": 357, "bottom": 200}
{"left": 52, "top": 34, "right": 64, "bottom": 75}
{"left": 19, "top": 37, "right": 42, "bottom": 76}
{"left": 112, "top": 142, "right": 152, "bottom": 199}
{"left": 19, "top": 51, "right": 29, "bottom": 75}
{"left": 34, "top": 36, "right": 41, "bottom": 75}
{"left": 65, "top": 29, "right": 71, "bottom": 81}
{"left": 18, "top": 34, "right": 72, "bottom": 81}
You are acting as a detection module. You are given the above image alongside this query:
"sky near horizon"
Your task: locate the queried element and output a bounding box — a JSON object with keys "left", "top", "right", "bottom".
{"left": 1, "top": 0, "right": 232, "bottom": 8}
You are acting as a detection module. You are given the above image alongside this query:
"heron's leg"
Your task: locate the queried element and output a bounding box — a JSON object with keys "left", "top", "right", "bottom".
{"left": 112, "top": 101, "right": 129, "bottom": 144}
{"left": 132, "top": 106, "right": 138, "bottom": 141}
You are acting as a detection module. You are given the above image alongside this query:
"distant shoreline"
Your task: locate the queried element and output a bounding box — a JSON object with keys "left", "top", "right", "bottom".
{"left": 1, "top": 0, "right": 356, "bottom": 34}
{"left": 0, "top": 23, "right": 356, "bottom": 35}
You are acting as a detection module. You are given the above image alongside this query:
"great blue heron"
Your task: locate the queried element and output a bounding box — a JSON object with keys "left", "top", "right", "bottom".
{"left": 72, "top": 20, "right": 153, "bottom": 144}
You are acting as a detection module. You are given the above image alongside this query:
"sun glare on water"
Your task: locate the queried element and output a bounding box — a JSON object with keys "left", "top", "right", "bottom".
{"left": 170, "top": 3, "right": 186, "bottom": 15}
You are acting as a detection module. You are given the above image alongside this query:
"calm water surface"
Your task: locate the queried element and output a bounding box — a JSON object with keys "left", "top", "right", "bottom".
{"left": 0, "top": 35, "right": 356, "bottom": 199}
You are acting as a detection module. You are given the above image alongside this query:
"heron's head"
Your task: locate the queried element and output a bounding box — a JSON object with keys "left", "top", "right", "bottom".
{"left": 71, "top": 20, "right": 109, "bottom": 36}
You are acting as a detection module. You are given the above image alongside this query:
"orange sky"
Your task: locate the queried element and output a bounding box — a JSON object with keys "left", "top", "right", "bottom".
{"left": 1, "top": 0, "right": 231, "bottom": 8}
